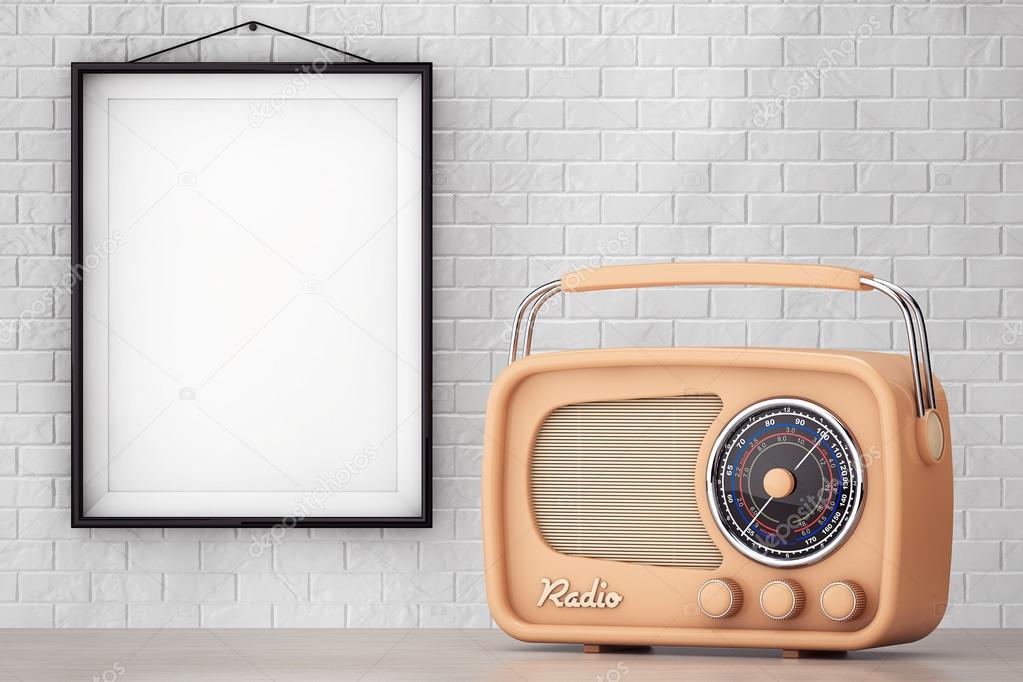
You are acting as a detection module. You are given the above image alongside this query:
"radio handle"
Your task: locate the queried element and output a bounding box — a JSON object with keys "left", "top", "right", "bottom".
{"left": 508, "top": 262, "right": 937, "bottom": 420}
{"left": 560, "top": 262, "right": 871, "bottom": 293}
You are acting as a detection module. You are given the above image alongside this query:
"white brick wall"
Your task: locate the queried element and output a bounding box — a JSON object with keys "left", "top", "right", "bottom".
{"left": 0, "top": 0, "right": 1019, "bottom": 630}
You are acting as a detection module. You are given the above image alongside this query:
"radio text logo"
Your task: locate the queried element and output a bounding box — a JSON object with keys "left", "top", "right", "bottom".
{"left": 537, "top": 577, "right": 623, "bottom": 609}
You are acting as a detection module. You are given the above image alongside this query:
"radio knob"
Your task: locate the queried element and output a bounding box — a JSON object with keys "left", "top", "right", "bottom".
{"left": 698, "top": 578, "right": 743, "bottom": 619}
{"left": 760, "top": 580, "right": 805, "bottom": 621}
{"left": 763, "top": 467, "right": 796, "bottom": 498}
{"left": 820, "top": 580, "right": 867, "bottom": 622}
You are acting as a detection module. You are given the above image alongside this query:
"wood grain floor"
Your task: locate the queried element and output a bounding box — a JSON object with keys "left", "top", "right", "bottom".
{"left": 0, "top": 628, "right": 1018, "bottom": 681}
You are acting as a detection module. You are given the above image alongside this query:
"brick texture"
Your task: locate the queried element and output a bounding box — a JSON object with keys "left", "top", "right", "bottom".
{"left": 0, "top": 1, "right": 1019, "bottom": 629}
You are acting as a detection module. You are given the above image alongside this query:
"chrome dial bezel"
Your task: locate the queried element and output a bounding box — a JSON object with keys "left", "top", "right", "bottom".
{"left": 705, "top": 397, "right": 865, "bottom": 568}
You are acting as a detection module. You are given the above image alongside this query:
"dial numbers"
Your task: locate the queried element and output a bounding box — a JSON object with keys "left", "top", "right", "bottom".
{"left": 707, "top": 399, "right": 864, "bottom": 567}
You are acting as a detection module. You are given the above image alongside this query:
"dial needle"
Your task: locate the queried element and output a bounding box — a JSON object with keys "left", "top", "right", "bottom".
{"left": 743, "top": 496, "right": 774, "bottom": 535}
{"left": 794, "top": 433, "right": 826, "bottom": 470}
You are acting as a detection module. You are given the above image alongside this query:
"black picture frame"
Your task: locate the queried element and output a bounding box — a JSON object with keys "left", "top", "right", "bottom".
{"left": 71, "top": 62, "right": 432, "bottom": 528}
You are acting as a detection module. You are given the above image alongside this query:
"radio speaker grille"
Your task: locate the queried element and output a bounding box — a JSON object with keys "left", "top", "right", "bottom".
{"left": 531, "top": 394, "right": 724, "bottom": 569}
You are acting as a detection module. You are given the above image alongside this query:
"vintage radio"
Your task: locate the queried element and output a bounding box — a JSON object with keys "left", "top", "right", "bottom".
{"left": 482, "top": 262, "right": 951, "bottom": 656}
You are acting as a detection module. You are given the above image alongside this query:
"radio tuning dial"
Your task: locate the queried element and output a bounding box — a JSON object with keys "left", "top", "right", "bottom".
{"left": 707, "top": 399, "right": 864, "bottom": 567}
{"left": 697, "top": 579, "right": 743, "bottom": 619}
{"left": 820, "top": 580, "right": 867, "bottom": 622}
{"left": 760, "top": 580, "right": 805, "bottom": 621}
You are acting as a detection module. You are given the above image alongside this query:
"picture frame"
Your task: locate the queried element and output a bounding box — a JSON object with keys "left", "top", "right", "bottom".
{"left": 71, "top": 62, "right": 432, "bottom": 527}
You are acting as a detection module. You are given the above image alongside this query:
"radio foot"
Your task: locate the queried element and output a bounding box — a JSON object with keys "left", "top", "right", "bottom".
{"left": 583, "top": 644, "right": 651, "bottom": 654}
{"left": 782, "top": 650, "right": 847, "bottom": 659}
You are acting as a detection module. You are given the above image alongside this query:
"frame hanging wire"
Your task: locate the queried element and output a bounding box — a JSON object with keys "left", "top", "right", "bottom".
{"left": 129, "top": 21, "right": 375, "bottom": 64}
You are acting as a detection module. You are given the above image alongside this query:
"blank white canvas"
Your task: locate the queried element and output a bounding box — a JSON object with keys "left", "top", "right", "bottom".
{"left": 81, "top": 72, "right": 424, "bottom": 518}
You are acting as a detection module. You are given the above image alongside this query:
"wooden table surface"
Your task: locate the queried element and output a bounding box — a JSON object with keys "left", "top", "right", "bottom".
{"left": 0, "top": 628, "right": 1018, "bottom": 681}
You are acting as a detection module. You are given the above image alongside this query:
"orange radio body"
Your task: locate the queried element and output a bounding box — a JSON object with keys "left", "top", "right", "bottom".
{"left": 482, "top": 263, "right": 952, "bottom": 655}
